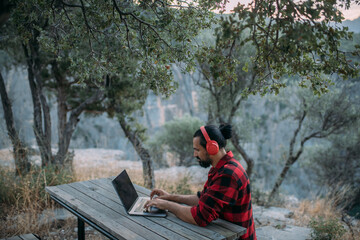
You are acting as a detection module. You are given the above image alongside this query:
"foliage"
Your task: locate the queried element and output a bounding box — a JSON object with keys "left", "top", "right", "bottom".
{"left": 3, "top": 0, "right": 217, "bottom": 97}
{"left": 0, "top": 0, "right": 218, "bottom": 169}
{"left": 147, "top": 114, "right": 204, "bottom": 166}
{"left": 309, "top": 217, "right": 346, "bottom": 240}
{"left": 200, "top": 0, "right": 360, "bottom": 96}
{"left": 4, "top": 1, "right": 358, "bottom": 97}
{"left": 195, "top": 30, "right": 258, "bottom": 175}
{"left": 310, "top": 125, "right": 360, "bottom": 211}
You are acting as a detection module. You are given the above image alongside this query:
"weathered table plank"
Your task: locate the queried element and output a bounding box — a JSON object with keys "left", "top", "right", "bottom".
{"left": 47, "top": 185, "right": 147, "bottom": 240}
{"left": 1, "top": 234, "right": 38, "bottom": 240}
{"left": 58, "top": 184, "right": 167, "bottom": 240}
{"left": 17, "top": 234, "right": 38, "bottom": 240}
{"left": 3, "top": 237, "right": 22, "bottom": 240}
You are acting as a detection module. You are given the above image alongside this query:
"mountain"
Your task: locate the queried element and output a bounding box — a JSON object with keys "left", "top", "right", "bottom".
{"left": 342, "top": 17, "right": 360, "bottom": 33}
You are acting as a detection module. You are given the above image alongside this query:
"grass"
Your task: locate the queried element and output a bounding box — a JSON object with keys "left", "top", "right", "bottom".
{"left": 0, "top": 165, "right": 74, "bottom": 238}
{"left": 291, "top": 196, "right": 360, "bottom": 240}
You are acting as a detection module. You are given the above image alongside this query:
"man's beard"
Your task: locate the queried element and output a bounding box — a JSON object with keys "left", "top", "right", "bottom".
{"left": 197, "top": 157, "right": 212, "bottom": 168}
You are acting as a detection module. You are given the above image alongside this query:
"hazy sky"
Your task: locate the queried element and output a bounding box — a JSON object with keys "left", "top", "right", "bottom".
{"left": 224, "top": 1, "right": 360, "bottom": 20}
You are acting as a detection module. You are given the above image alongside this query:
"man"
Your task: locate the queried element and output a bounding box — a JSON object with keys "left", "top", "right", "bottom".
{"left": 145, "top": 124, "right": 256, "bottom": 240}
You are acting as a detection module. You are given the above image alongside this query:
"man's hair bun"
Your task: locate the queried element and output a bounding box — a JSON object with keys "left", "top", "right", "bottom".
{"left": 219, "top": 124, "right": 232, "bottom": 139}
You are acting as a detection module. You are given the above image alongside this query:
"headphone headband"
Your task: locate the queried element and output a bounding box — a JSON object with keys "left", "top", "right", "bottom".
{"left": 200, "top": 126, "right": 211, "bottom": 142}
{"left": 199, "top": 126, "right": 219, "bottom": 155}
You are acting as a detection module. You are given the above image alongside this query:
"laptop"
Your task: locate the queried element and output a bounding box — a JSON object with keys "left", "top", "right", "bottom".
{"left": 112, "top": 170, "right": 167, "bottom": 217}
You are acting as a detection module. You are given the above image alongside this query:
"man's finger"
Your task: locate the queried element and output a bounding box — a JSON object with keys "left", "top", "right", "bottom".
{"left": 150, "top": 189, "right": 159, "bottom": 199}
{"left": 145, "top": 200, "right": 152, "bottom": 209}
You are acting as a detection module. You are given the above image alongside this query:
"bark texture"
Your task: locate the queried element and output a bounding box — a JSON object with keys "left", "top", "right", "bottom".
{"left": 231, "top": 131, "right": 254, "bottom": 177}
{"left": 0, "top": 72, "right": 30, "bottom": 175}
{"left": 23, "top": 39, "right": 53, "bottom": 166}
{"left": 118, "top": 116, "right": 155, "bottom": 189}
{"left": 267, "top": 110, "right": 307, "bottom": 204}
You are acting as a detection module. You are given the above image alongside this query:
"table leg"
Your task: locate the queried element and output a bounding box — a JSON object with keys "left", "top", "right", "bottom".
{"left": 78, "top": 217, "right": 85, "bottom": 240}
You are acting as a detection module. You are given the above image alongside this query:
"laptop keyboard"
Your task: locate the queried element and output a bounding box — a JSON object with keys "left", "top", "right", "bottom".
{"left": 133, "top": 198, "right": 148, "bottom": 212}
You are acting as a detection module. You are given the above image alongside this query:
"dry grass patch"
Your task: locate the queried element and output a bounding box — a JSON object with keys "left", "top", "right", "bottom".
{"left": 293, "top": 197, "right": 341, "bottom": 225}
{"left": 292, "top": 196, "right": 360, "bottom": 240}
{"left": 0, "top": 165, "right": 74, "bottom": 238}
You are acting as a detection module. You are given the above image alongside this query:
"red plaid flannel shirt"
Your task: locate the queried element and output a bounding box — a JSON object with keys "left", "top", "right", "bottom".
{"left": 191, "top": 151, "right": 256, "bottom": 240}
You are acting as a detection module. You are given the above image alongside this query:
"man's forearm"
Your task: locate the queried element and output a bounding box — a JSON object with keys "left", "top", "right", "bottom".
{"left": 165, "top": 201, "right": 197, "bottom": 225}
{"left": 168, "top": 194, "right": 198, "bottom": 206}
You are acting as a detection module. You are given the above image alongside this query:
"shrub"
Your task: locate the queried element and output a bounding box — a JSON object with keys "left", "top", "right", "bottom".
{"left": 174, "top": 175, "right": 193, "bottom": 195}
{"left": 309, "top": 217, "right": 346, "bottom": 240}
{"left": 147, "top": 114, "right": 204, "bottom": 166}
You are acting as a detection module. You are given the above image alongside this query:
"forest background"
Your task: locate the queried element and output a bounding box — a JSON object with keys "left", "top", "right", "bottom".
{"left": 0, "top": 0, "right": 360, "bottom": 239}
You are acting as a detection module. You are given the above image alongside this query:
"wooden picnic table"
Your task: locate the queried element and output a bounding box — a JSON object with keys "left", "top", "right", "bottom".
{"left": 45, "top": 177, "right": 247, "bottom": 240}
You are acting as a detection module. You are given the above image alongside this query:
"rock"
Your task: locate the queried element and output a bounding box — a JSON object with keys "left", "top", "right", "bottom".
{"left": 283, "top": 195, "right": 300, "bottom": 208}
{"left": 253, "top": 206, "right": 296, "bottom": 226}
{"left": 256, "top": 225, "right": 311, "bottom": 240}
{"left": 285, "top": 211, "right": 294, "bottom": 218}
{"left": 351, "top": 218, "right": 359, "bottom": 227}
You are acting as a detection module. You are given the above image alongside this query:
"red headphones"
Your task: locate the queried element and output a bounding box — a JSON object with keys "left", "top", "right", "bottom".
{"left": 200, "top": 126, "right": 219, "bottom": 155}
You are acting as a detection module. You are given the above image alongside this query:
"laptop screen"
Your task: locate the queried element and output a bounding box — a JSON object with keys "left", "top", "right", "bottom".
{"left": 112, "top": 170, "right": 138, "bottom": 211}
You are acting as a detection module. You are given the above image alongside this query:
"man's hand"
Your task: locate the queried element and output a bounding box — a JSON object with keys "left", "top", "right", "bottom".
{"left": 144, "top": 198, "right": 169, "bottom": 211}
{"left": 150, "top": 188, "right": 199, "bottom": 206}
{"left": 144, "top": 198, "right": 197, "bottom": 225}
{"left": 150, "top": 189, "right": 170, "bottom": 200}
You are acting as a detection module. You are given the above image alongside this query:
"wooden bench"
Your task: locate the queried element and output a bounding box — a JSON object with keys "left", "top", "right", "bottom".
{"left": 1, "top": 233, "right": 40, "bottom": 240}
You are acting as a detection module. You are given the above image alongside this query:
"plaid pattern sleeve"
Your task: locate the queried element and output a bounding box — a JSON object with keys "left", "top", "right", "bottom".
{"left": 191, "top": 152, "right": 256, "bottom": 240}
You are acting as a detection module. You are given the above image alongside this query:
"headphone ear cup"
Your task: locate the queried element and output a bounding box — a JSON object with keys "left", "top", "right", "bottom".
{"left": 206, "top": 140, "right": 219, "bottom": 155}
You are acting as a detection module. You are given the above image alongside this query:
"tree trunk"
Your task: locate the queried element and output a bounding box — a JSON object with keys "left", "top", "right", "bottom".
{"left": 52, "top": 61, "right": 71, "bottom": 168}
{"left": 218, "top": 100, "right": 254, "bottom": 179}
{"left": 118, "top": 116, "right": 155, "bottom": 189}
{"left": 23, "top": 43, "right": 53, "bottom": 166}
{"left": 50, "top": 60, "right": 104, "bottom": 168}
{"left": 231, "top": 131, "right": 254, "bottom": 178}
{"left": 0, "top": 72, "right": 30, "bottom": 175}
{"left": 267, "top": 157, "right": 294, "bottom": 205}
{"left": 267, "top": 110, "right": 308, "bottom": 204}
{"left": 54, "top": 89, "right": 104, "bottom": 167}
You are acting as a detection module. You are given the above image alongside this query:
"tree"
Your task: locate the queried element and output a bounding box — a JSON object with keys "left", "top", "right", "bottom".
{"left": 267, "top": 84, "right": 360, "bottom": 203}
{"left": 0, "top": 4, "right": 30, "bottom": 175}
{"left": 310, "top": 121, "right": 360, "bottom": 213}
{"left": 1, "top": 0, "right": 215, "bottom": 179}
{"left": 0, "top": 71, "right": 30, "bottom": 175}
{"left": 49, "top": 60, "right": 105, "bottom": 167}
{"left": 195, "top": 31, "right": 257, "bottom": 176}
{"left": 104, "top": 73, "right": 156, "bottom": 188}
{"left": 1, "top": 3, "right": 106, "bottom": 168}
{"left": 214, "top": 0, "right": 360, "bottom": 95}
{"left": 193, "top": 0, "right": 360, "bottom": 178}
